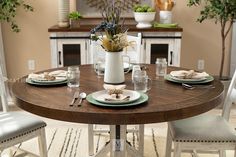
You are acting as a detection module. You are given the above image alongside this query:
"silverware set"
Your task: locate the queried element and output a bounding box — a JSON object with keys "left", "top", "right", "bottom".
{"left": 70, "top": 91, "right": 87, "bottom": 107}
{"left": 182, "top": 83, "right": 215, "bottom": 90}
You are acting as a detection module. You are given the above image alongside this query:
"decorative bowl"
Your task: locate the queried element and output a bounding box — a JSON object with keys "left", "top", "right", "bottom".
{"left": 134, "top": 12, "right": 156, "bottom": 28}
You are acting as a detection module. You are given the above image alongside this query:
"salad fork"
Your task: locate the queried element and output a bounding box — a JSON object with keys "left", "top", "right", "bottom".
{"left": 69, "top": 91, "right": 80, "bottom": 106}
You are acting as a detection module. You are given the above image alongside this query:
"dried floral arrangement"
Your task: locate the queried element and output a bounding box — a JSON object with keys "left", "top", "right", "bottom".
{"left": 90, "top": 4, "right": 130, "bottom": 52}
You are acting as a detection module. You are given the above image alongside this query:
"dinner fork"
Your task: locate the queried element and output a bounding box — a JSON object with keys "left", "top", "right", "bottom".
{"left": 69, "top": 91, "right": 80, "bottom": 106}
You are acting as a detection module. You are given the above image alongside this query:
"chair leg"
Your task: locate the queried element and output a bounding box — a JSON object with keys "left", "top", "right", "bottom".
{"left": 219, "top": 150, "right": 226, "bottom": 157}
{"left": 88, "top": 124, "right": 94, "bottom": 156}
{"left": 38, "top": 128, "right": 48, "bottom": 157}
{"left": 138, "top": 124, "right": 144, "bottom": 157}
{"left": 173, "top": 142, "right": 181, "bottom": 157}
{"left": 165, "top": 126, "right": 172, "bottom": 157}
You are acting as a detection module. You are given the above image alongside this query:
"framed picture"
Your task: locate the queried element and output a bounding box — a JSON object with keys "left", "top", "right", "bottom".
{"left": 76, "top": 0, "right": 155, "bottom": 17}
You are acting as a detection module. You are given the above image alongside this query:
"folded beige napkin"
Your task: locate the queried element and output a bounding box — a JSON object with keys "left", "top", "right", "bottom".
{"left": 104, "top": 95, "right": 130, "bottom": 101}
{"left": 49, "top": 70, "right": 67, "bottom": 77}
{"left": 28, "top": 73, "right": 46, "bottom": 81}
{"left": 103, "top": 84, "right": 129, "bottom": 101}
{"left": 28, "top": 70, "right": 67, "bottom": 81}
{"left": 170, "top": 70, "right": 209, "bottom": 79}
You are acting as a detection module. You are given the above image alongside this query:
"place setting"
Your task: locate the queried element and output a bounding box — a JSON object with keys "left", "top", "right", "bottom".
{"left": 86, "top": 84, "right": 149, "bottom": 108}
{"left": 164, "top": 69, "right": 215, "bottom": 89}
{"left": 26, "top": 70, "right": 68, "bottom": 86}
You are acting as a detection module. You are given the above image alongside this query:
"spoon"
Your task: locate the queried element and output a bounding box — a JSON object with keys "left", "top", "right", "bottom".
{"left": 78, "top": 92, "right": 87, "bottom": 106}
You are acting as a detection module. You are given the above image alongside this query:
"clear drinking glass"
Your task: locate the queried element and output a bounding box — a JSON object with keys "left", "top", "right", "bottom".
{"left": 156, "top": 58, "right": 167, "bottom": 77}
{"left": 94, "top": 58, "right": 105, "bottom": 77}
{"left": 133, "top": 70, "right": 152, "bottom": 93}
{"left": 67, "top": 66, "right": 80, "bottom": 88}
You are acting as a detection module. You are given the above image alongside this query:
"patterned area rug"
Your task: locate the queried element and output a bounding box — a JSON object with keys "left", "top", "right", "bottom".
{"left": 6, "top": 126, "right": 165, "bottom": 157}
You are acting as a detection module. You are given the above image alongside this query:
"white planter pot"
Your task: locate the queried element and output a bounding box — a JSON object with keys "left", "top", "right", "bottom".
{"left": 134, "top": 12, "right": 156, "bottom": 28}
{"left": 104, "top": 52, "right": 125, "bottom": 84}
{"left": 159, "top": 11, "right": 172, "bottom": 24}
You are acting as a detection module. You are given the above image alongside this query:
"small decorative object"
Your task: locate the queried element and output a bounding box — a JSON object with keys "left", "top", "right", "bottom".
{"left": 155, "top": 0, "right": 175, "bottom": 24}
{"left": 133, "top": 4, "right": 156, "bottom": 28}
{"left": 68, "top": 11, "right": 83, "bottom": 28}
{"left": 91, "top": 4, "right": 132, "bottom": 84}
{"left": 58, "top": 0, "right": 70, "bottom": 27}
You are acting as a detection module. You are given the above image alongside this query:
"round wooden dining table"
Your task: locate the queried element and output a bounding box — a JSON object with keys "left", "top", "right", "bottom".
{"left": 12, "top": 64, "right": 224, "bottom": 157}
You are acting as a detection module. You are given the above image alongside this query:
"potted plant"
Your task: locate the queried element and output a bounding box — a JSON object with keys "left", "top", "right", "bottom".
{"left": 133, "top": 4, "right": 156, "bottom": 28}
{"left": 0, "top": 0, "right": 33, "bottom": 32}
{"left": 68, "top": 11, "right": 83, "bottom": 28}
{"left": 188, "top": 0, "right": 236, "bottom": 80}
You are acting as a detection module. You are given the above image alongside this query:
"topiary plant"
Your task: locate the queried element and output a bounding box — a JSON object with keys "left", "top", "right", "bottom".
{"left": 188, "top": 0, "right": 236, "bottom": 79}
{"left": 0, "top": 0, "right": 33, "bottom": 32}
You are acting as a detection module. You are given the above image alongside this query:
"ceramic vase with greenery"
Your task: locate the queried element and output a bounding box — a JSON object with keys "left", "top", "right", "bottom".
{"left": 0, "top": 0, "right": 33, "bottom": 32}
{"left": 90, "top": 4, "right": 130, "bottom": 84}
{"left": 188, "top": 0, "right": 236, "bottom": 79}
{"left": 68, "top": 11, "right": 82, "bottom": 28}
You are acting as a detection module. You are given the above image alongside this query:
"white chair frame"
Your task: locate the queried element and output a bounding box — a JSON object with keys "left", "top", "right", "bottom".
{"left": 88, "top": 33, "right": 144, "bottom": 156}
{"left": 0, "top": 68, "right": 48, "bottom": 157}
{"left": 165, "top": 69, "right": 236, "bottom": 157}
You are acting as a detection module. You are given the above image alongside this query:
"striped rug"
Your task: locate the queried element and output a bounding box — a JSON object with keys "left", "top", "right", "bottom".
{"left": 3, "top": 126, "right": 234, "bottom": 157}
{"left": 4, "top": 126, "right": 166, "bottom": 157}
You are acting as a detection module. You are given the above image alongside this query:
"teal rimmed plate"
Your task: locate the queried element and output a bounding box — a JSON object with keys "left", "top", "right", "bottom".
{"left": 86, "top": 93, "right": 148, "bottom": 107}
{"left": 26, "top": 78, "right": 68, "bottom": 86}
{"left": 164, "top": 74, "right": 214, "bottom": 84}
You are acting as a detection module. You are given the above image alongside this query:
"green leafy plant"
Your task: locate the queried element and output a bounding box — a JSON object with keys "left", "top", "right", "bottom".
{"left": 133, "top": 4, "right": 155, "bottom": 12}
{"left": 68, "top": 11, "right": 83, "bottom": 20}
{"left": 0, "top": 0, "right": 33, "bottom": 32}
{"left": 188, "top": 0, "right": 236, "bottom": 79}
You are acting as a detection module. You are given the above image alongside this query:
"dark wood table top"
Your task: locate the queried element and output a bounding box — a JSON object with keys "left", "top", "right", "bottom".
{"left": 12, "top": 65, "right": 224, "bottom": 125}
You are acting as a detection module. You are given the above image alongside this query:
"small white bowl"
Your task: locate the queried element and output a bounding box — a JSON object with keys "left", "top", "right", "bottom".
{"left": 134, "top": 12, "right": 156, "bottom": 28}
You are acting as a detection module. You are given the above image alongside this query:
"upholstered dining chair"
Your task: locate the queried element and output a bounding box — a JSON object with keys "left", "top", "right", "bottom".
{"left": 88, "top": 33, "right": 144, "bottom": 156}
{"left": 0, "top": 68, "right": 48, "bottom": 157}
{"left": 165, "top": 69, "right": 236, "bottom": 157}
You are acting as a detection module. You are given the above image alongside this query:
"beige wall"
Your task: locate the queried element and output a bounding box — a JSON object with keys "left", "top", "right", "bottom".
{"left": 2, "top": 0, "right": 232, "bottom": 79}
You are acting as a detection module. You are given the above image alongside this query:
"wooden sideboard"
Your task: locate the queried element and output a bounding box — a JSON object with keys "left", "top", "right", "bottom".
{"left": 48, "top": 19, "right": 183, "bottom": 68}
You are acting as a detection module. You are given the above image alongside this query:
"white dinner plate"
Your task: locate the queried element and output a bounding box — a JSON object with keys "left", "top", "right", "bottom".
{"left": 26, "top": 78, "right": 68, "bottom": 86}
{"left": 31, "top": 77, "right": 67, "bottom": 84}
{"left": 92, "top": 90, "right": 141, "bottom": 104}
{"left": 169, "top": 75, "right": 207, "bottom": 82}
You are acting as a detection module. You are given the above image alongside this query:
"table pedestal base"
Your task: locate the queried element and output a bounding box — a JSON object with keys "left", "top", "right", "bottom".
{"left": 92, "top": 125, "right": 143, "bottom": 157}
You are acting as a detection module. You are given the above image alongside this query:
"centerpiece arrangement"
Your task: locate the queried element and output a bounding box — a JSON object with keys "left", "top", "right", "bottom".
{"left": 90, "top": 4, "right": 130, "bottom": 84}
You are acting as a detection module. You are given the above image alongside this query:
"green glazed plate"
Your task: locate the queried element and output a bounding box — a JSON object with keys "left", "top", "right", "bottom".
{"left": 153, "top": 22, "right": 178, "bottom": 28}
{"left": 26, "top": 78, "right": 68, "bottom": 86}
{"left": 86, "top": 93, "right": 148, "bottom": 107}
{"left": 164, "top": 74, "right": 214, "bottom": 84}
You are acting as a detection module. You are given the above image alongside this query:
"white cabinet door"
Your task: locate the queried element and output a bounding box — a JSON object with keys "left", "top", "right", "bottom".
{"left": 144, "top": 38, "right": 180, "bottom": 66}
{"left": 56, "top": 39, "right": 87, "bottom": 67}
